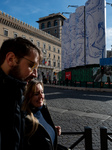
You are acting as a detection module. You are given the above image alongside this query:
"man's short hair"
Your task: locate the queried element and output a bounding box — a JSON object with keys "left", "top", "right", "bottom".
{"left": 0, "top": 37, "right": 42, "bottom": 65}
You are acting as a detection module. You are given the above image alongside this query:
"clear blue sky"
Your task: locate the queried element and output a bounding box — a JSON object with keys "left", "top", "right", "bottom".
{"left": 0, "top": 0, "right": 112, "bottom": 50}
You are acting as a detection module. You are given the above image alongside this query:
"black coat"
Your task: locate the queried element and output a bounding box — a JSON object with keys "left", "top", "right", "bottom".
{"left": 0, "top": 68, "right": 26, "bottom": 150}
{"left": 24, "top": 104, "right": 58, "bottom": 150}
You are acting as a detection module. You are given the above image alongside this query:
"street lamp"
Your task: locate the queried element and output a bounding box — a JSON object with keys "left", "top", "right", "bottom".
{"left": 67, "top": 5, "right": 78, "bottom": 8}
{"left": 62, "top": 12, "right": 72, "bottom": 14}
{"left": 62, "top": 5, "right": 78, "bottom": 16}
{"left": 106, "top": 2, "right": 112, "bottom": 6}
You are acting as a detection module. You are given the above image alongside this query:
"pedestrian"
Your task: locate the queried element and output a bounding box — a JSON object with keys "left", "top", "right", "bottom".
{"left": 22, "top": 79, "right": 61, "bottom": 150}
{"left": 0, "top": 37, "right": 42, "bottom": 150}
{"left": 65, "top": 78, "right": 69, "bottom": 86}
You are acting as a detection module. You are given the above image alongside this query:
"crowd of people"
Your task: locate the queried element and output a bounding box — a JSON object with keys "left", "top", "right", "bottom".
{"left": 0, "top": 37, "right": 62, "bottom": 150}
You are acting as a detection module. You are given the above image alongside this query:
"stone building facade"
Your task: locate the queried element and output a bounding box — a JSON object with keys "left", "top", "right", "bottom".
{"left": 37, "top": 13, "right": 67, "bottom": 40}
{"left": 0, "top": 10, "right": 62, "bottom": 83}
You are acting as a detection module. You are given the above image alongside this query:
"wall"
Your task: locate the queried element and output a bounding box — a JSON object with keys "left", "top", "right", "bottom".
{"left": 85, "top": 0, "right": 106, "bottom": 64}
{"left": 61, "top": 0, "right": 106, "bottom": 70}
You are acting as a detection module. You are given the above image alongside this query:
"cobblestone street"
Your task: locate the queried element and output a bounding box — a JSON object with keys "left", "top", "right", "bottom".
{"left": 44, "top": 85, "right": 112, "bottom": 150}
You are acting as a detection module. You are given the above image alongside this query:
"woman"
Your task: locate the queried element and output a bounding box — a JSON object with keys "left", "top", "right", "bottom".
{"left": 22, "top": 79, "right": 61, "bottom": 150}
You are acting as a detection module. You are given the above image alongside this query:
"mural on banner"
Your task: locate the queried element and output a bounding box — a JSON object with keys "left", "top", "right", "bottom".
{"left": 62, "top": 7, "right": 85, "bottom": 70}
{"left": 73, "top": 6, "right": 85, "bottom": 67}
{"left": 69, "top": 13, "right": 76, "bottom": 68}
{"left": 61, "top": 18, "right": 70, "bottom": 70}
{"left": 85, "top": 0, "right": 106, "bottom": 64}
{"left": 93, "top": 66, "right": 112, "bottom": 82}
{"left": 61, "top": 0, "right": 106, "bottom": 70}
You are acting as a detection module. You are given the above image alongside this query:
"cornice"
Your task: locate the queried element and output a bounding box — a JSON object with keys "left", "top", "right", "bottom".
{"left": 37, "top": 12, "right": 67, "bottom": 22}
{"left": 0, "top": 11, "right": 61, "bottom": 46}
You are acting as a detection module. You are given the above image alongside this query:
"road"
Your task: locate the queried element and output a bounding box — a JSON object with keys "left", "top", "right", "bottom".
{"left": 44, "top": 85, "right": 112, "bottom": 150}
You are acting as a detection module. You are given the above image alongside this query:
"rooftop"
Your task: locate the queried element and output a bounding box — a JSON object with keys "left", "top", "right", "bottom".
{"left": 37, "top": 12, "right": 67, "bottom": 23}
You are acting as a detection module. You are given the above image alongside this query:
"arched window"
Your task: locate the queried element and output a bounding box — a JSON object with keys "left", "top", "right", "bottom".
{"left": 47, "top": 21, "right": 51, "bottom": 27}
{"left": 54, "top": 29, "right": 57, "bottom": 33}
{"left": 62, "top": 21, "right": 63, "bottom": 26}
{"left": 54, "top": 20, "right": 58, "bottom": 26}
{"left": 41, "top": 23, "right": 45, "bottom": 29}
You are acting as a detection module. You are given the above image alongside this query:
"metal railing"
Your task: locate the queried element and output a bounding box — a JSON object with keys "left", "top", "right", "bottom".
{"left": 100, "top": 127, "right": 112, "bottom": 150}
{"left": 57, "top": 81, "right": 112, "bottom": 89}
{"left": 60, "top": 126, "right": 112, "bottom": 149}
{"left": 61, "top": 126, "right": 93, "bottom": 150}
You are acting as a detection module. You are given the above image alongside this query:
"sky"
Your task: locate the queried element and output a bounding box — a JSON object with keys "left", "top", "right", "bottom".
{"left": 0, "top": 0, "right": 112, "bottom": 50}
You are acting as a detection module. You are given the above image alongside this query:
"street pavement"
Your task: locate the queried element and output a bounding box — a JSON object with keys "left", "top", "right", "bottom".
{"left": 44, "top": 84, "right": 112, "bottom": 150}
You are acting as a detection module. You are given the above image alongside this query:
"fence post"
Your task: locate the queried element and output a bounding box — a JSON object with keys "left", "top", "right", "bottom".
{"left": 84, "top": 126, "right": 92, "bottom": 150}
{"left": 93, "top": 82, "right": 94, "bottom": 88}
{"left": 100, "top": 127, "right": 108, "bottom": 150}
{"left": 86, "top": 81, "right": 87, "bottom": 88}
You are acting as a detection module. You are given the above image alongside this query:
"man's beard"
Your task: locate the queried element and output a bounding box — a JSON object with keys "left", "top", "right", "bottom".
{"left": 8, "top": 65, "right": 34, "bottom": 82}
{"left": 8, "top": 65, "right": 23, "bottom": 81}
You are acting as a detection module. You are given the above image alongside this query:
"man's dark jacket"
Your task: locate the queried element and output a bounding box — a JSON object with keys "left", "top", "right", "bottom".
{"left": 0, "top": 68, "right": 26, "bottom": 150}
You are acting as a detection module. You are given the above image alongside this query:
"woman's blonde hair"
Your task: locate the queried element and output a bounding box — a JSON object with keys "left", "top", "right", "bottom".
{"left": 22, "top": 79, "right": 44, "bottom": 138}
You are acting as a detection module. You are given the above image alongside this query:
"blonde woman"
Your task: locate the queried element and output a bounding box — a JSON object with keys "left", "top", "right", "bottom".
{"left": 22, "top": 79, "right": 61, "bottom": 150}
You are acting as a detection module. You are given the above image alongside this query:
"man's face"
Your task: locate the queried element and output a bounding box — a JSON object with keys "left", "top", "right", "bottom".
{"left": 9, "top": 49, "right": 39, "bottom": 82}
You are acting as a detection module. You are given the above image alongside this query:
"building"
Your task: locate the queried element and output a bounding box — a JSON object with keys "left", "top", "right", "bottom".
{"left": 107, "top": 50, "right": 112, "bottom": 58}
{"left": 37, "top": 12, "right": 67, "bottom": 40}
{"left": 0, "top": 10, "right": 62, "bottom": 83}
{"left": 61, "top": 0, "right": 106, "bottom": 70}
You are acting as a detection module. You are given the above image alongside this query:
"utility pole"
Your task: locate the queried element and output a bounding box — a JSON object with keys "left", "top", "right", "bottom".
{"left": 67, "top": 5, "right": 78, "bottom": 8}
{"left": 106, "top": 2, "right": 112, "bottom": 6}
{"left": 62, "top": 12, "right": 72, "bottom": 15}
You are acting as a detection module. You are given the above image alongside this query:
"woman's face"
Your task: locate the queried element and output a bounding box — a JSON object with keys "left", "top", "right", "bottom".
{"left": 30, "top": 83, "right": 45, "bottom": 108}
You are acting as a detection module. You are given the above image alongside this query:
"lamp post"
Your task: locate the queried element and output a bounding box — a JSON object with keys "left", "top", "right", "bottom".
{"left": 67, "top": 5, "right": 78, "bottom": 8}
{"left": 62, "top": 12, "right": 72, "bottom": 14}
{"left": 106, "top": 2, "right": 112, "bottom": 6}
{"left": 62, "top": 5, "right": 79, "bottom": 16}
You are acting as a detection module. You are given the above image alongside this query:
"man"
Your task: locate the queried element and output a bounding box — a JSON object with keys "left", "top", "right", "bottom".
{"left": 0, "top": 37, "right": 42, "bottom": 150}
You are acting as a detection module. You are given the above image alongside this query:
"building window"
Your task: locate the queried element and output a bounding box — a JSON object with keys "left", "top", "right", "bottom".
{"left": 22, "top": 35, "right": 26, "bottom": 39}
{"left": 48, "top": 60, "right": 51, "bottom": 66}
{"left": 58, "top": 62, "right": 60, "bottom": 68}
{"left": 58, "top": 49, "right": 60, "bottom": 53}
{"left": 14, "top": 32, "right": 18, "bottom": 38}
{"left": 58, "top": 56, "right": 60, "bottom": 60}
{"left": 4, "top": 29, "right": 8, "bottom": 36}
{"left": 48, "top": 45, "right": 51, "bottom": 50}
{"left": 53, "top": 47, "right": 56, "bottom": 52}
{"left": 37, "top": 41, "right": 40, "bottom": 47}
{"left": 62, "top": 21, "right": 63, "bottom": 26}
{"left": 53, "top": 55, "right": 55, "bottom": 59}
{"left": 55, "top": 29, "right": 57, "bottom": 33}
{"left": 49, "top": 53, "right": 51, "bottom": 57}
{"left": 47, "top": 21, "right": 51, "bottom": 27}
{"left": 42, "top": 43, "right": 46, "bottom": 54}
{"left": 54, "top": 20, "right": 57, "bottom": 26}
{"left": 41, "top": 23, "right": 45, "bottom": 29}
{"left": 43, "top": 43, "right": 46, "bottom": 49}
{"left": 53, "top": 62, "right": 56, "bottom": 67}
